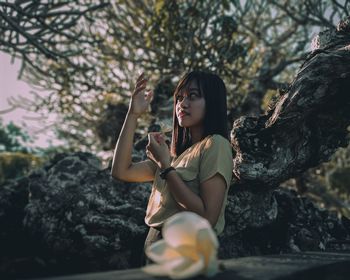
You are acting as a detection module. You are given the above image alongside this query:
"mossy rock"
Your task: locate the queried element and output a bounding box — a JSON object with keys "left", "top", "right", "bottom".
{"left": 326, "top": 167, "right": 350, "bottom": 194}
{"left": 0, "top": 152, "right": 43, "bottom": 184}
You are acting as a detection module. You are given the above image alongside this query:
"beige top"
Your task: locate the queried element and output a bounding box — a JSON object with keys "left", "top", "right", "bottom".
{"left": 144, "top": 134, "right": 233, "bottom": 236}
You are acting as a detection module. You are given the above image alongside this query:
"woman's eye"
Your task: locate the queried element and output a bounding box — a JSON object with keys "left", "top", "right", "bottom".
{"left": 176, "top": 92, "right": 199, "bottom": 102}
{"left": 189, "top": 92, "right": 198, "bottom": 100}
{"left": 176, "top": 96, "right": 184, "bottom": 102}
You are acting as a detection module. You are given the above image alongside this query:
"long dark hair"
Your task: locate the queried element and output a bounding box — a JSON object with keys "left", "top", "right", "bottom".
{"left": 170, "top": 70, "right": 229, "bottom": 157}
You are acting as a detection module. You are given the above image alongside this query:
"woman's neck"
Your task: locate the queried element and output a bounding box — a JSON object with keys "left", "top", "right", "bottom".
{"left": 190, "top": 126, "right": 204, "bottom": 144}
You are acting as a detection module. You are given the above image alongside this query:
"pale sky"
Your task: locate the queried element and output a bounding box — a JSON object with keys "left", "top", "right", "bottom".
{"left": 0, "top": 51, "right": 64, "bottom": 148}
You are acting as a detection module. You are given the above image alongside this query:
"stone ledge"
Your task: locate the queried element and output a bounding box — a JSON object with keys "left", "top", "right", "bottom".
{"left": 29, "top": 251, "right": 350, "bottom": 280}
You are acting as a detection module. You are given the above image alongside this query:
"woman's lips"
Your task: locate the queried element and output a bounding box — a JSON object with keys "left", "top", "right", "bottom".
{"left": 178, "top": 112, "right": 189, "bottom": 118}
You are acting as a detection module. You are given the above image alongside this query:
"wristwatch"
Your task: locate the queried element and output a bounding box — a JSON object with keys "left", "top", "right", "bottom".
{"left": 159, "top": 166, "right": 176, "bottom": 179}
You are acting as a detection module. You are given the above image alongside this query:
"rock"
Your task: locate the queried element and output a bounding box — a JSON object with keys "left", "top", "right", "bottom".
{"left": 0, "top": 152, "right": 152, "bottom": 279}
{"left": 218, "top": 188, "right": 350, "bottom": 259}
{"left": 1, "top": 152, "right": 350, "bottom": 279}
{"left": 326, "top": 167, "right": 350, "bottom": 194}
{"left": 29, "top": 252, "right": 350, "bottom": 280}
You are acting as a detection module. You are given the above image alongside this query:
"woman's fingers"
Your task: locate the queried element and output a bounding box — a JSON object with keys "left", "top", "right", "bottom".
{"left": 133, "top": 84, "right": 147, "bottom": 96}
{"left": 136, "top": 77, "right": 148, "bottom": 88}
{"left": 146, "top": 147, "right": 155, "bottom": 162}
{"left": 133, "top": 72, "right": 153, "bottom": 103}
{"left": 133, "top": 76, "right": 149, "bottom": 97}
{"left": 136, "top": 72, "right": 145, "bottom": 83}
{"left": 148, "top": 133, "right": 157, "bottom": 145}
{"left": 145, "top": 89, "right": 153, "bottom": 102}
{"left": 150, "top": 132, "right": 165, "bottom": 145}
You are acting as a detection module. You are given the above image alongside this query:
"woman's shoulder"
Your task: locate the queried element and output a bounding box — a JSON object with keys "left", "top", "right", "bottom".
{"left": 199, "top": 134, "right": 233, "bottom": 168}
{"left": 202, "top": 134, "right": 231, "bottom": 148}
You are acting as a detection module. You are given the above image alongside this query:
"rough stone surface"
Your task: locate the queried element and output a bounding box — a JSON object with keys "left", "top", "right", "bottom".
{"left": 1, "top": 153, "right": 349, "bottom": 279}
{"left": 28, "top": 252, "right": 350, "bottom": 280}
{"left": 0, "top": 152, "right": 152, "bottom": 279}
{"left": 218, "top": 188, "right": 350, "bottom": 259}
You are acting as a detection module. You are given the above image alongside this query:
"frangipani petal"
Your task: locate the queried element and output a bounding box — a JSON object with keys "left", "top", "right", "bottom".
{"left": 143, "top": 211, "right": 220, "bottom": 279}
{"left": 142, "top": 257, "right": 201, "bottom": 279}
{"left": 197, "top": 226, "right": 219, "bottom": 249}
{"left": 146, "top": 239, "right": 182, "bottom": 263}
{"left": 196, "top": 227, "right": 219, "bottom": 267}
{"left": 163, "top": 212, "right": 212, "bottom": 248}
{"left": 203, "top": 250, "right": 219, "bottom": 277}
{"left": 141, "top": 263, "right": 169, "bottom": 276}
{"left": 169, "top": 255, "right": 205, "bottom": 279}
{"left": 174, "top": 244, "right": 200, "bottom": 262}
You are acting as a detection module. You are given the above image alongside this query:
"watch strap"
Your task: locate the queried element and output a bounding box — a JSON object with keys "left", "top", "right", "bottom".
{"left": 159, "top": 166, "right": 176, "bottom": 179}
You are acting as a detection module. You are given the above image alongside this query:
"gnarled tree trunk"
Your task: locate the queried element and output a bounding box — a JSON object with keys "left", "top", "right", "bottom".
{"left": 220, "top": 17, "right": 350, "bottom": 257}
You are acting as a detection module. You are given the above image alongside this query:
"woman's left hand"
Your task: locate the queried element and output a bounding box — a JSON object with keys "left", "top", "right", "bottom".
{"left": 146, "top": 132, "right": 171, "bottom": 169}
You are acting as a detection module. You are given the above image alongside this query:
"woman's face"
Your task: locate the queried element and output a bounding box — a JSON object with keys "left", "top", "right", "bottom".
{"left": 175, "top": 79, "right": 206, "bottom": 129}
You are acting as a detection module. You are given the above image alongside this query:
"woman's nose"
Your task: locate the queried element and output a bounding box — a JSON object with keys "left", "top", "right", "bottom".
{"left": 179, "top": 96, "right": 190, "bottom": 107}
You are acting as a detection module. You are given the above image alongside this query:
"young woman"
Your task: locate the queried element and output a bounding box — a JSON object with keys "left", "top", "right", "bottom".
{"left": 111, "top": 70, "right": 233, "bottom": 266}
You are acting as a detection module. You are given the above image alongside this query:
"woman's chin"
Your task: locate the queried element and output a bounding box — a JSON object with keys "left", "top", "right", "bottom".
{"left": 178, "top": 120, "right": 188, "bottom": 127}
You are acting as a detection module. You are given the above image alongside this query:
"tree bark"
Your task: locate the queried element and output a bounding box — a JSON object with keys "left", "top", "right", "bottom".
{"left": 220, "top": 17, "right": 350, "bottom": 244}
{"left": 231, "top": 17, "right": 350, "bottom": 190}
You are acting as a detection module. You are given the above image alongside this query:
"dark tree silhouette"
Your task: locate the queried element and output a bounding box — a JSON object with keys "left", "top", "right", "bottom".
{"left": 1, "top": 1, "right": 348, "bottom": 152}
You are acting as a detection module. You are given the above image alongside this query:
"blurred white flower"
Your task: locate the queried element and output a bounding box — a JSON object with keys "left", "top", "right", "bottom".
{"left": 141, "top": 211, "right": 219, "bottom": 279}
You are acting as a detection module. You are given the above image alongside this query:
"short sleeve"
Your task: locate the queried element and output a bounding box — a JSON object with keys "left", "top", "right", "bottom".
{"left": 199, "top": 135, "right": 233, "bottom": 188}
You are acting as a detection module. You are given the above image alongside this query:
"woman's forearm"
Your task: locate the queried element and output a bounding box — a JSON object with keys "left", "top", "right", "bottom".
{"left": 111, "top": 111, "right": 139, "bottom": 178}
{"left": 165, "top": 170, "right": 207, "bottom": 219}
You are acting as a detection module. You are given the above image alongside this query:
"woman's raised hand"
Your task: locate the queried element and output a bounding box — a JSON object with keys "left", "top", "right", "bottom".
{"left": 128, "top": 72, "right": 153, "bottom": 116}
